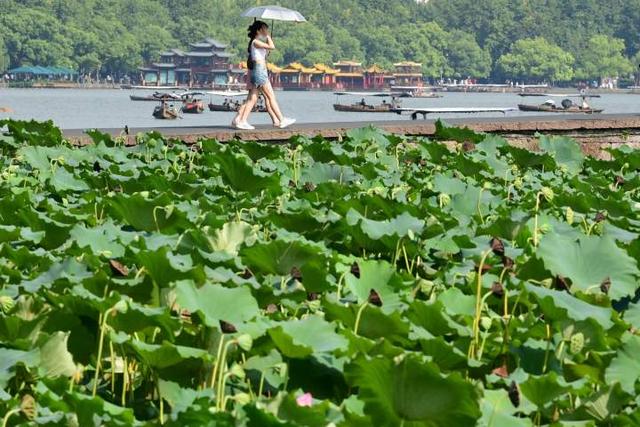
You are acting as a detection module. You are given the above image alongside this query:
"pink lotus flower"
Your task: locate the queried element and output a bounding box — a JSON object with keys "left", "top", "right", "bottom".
{"left": 296, "top": 392, "right": 313, "bottom": 407}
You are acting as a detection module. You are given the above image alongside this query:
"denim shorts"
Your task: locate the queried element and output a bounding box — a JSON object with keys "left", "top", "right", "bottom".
{"left": 250, "top": 63, "right": 269, "bottom": 87}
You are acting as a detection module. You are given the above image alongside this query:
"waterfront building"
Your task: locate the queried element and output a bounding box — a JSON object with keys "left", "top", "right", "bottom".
{"left": 140, "top": 38, "right": 235, "bottom": 87}
{"left": 393, "top": 61, "right": 424, "bottom": 86}
{"left": 334, "top": 61, "right": 365, "bottom": 89}
{"left": 364, "top": 64, "right": 387, "bottom": 89}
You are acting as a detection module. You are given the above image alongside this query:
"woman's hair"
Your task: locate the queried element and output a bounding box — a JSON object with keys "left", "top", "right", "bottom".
{"left": 247, "top": 20, "right": 268, "bottom": 70}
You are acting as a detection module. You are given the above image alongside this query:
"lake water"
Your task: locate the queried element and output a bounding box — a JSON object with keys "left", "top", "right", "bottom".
{"left": 0, "top": 88, "right": 638, "bottom": 129}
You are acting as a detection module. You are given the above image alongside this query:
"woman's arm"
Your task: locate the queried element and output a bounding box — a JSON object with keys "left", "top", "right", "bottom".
{"left": 253, "top": 35, "right": 275, "bottom": 50}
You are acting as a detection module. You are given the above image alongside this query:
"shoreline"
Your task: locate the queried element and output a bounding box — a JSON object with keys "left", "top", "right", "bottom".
{"left": 61, "top": 113, "right": 640, "bottom": 157}
{"left": 2, "top": 83, "right": 639, "bottom": 95}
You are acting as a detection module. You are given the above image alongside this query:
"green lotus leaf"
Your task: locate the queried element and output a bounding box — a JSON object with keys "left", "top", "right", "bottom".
{"left": 300, "top": 162, "right": 359, "bottom": 185}
{"left": 39, "top": 331, "right": 77, "bottom": 378}
{"left": 0, "top": 348, "right": 39, "bottom": 388}
{"left": 434, "top": 119, "right": 485, "bottom": 143}
{"left": 64, "top": 392, "right": 136, "bottom": 426}
{"left": 210, "top": 152, "right": 281, "bottom": 194}
{"left": 538, "top": 135, "right": 584, "bottom": 175}
{"left": 346, "top": 209, "right": 424, "bottom": 241}
{"left": 158, "top": 379, "right": 210, "bottom": 416}
{"left": 525, "top": 283, "right": 613, "bottom": 329}
{"left": 346, "top": 355, "right": 480, "bottom": 426}
{"left": 269, "top": 315, "right": 348, "bottom": 358}
{"left": 69, "top": 223, "right": 125, "bottom": 258}
{"left": 537, "top": 233, "right": 639, "bottom": 300}
{"left": 127, "top": 340, "right": 209, "bottom": 369}
{"left": 344, "top": 259, "right": 405, "bottom": 314}
{"left": 605, "top": 335, "right": 640, "bottom": 394}
{"left": 240, "top": 239, "right": 327, "bottom": 277}
{"left": 21, "top": 258, "right": 92, "bottom": 293}
{"left": 519, "top": 371, "right": 571, "bottom": 408}
{"left": 578, "top": 383, "right": 628, "bottom": 422}
{"left": 206, "top": 221, "right": 256, "bottom": 256}
{"left": 50, "top": 167, "right": 90, "bottom": 192}
{"left": 173, "top": 280, "right": 259, "bottom": 327}
{"left": 479, "top": 389, "right": 532, "bottom": 427}
{"left": 346, "top": 126, "right": 390, "bottom": 147}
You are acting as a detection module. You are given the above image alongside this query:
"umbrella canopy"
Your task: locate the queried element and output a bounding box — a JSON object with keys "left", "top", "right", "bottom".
{"left": 240, "top": 5, "right": 306, "bottom": 22}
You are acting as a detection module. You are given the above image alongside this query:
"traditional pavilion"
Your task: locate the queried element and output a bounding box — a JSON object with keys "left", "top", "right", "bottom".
{"left": 333, "top": 61, "right": 364, "bottom": 89}
{"left": 364, "top": 65, "right": 387, "bottom": 89}
{"left": 393, "top": 61, "right": 424, "bottom": 86}
{"left": 140, "top": 38, "right": 234, "bottom": 87}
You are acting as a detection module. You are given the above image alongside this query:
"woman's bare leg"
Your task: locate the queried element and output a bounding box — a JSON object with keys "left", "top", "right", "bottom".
{"left": 260, "top": 83, "right": 284, "bottom": 123}
{"left": 239, "top": 89, "right": 260, "bottom": 123}
{"left": 262, "top": 94, "right": 279, "bottom": 125}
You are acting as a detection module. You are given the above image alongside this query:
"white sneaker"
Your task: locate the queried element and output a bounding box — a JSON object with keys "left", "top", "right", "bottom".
{"left": 236, "top": 121, "right": 255, "bottom": 130}
{"left": 279, "top": 117, "right": 296, "bottom": 129}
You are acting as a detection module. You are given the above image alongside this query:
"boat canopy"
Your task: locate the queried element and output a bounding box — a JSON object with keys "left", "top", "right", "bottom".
{"left": 518, "top": 93, "right": 600, "bottom": 98}
{"left": 334, "top": 91, "right": 395, "bottom": 97}
{"left": 206, "top": 90, "right": 249, "bottom": 97}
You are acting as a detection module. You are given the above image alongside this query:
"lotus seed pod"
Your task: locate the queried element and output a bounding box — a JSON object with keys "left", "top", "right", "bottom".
{"left": 438, "top": 193, "right": 451, "bottom": 207}
{"left": 566, "top": 207, "right": 574, "bottom": 225}
{"left": 112, "top": 299, "right": 128, "bottom": 313}
{"left": 570, "top": 332, "right": 584, "bottom": 354}
{"left": 0, "top": 295, "right": 14, "bottom": 313}
{"left": 234, "top": 392, "right": 251, "bottom": 406}
{"left": 229, "top": 363, "right": 245, "bottom": 379}
{"left": 514, "top": 177, "right": 523, "bottom": 190}
{"left": 480, "top": 316, "right": 492, "bottom": 330}
{"left": 20, "top": 394, "right": 37, "bottom": 420}
{"left": 540, "top": 187, "right": 554, "bottom": 202}
{"left": 236, "top": 334, "right": 253, "bottom": 352}
{"left": 539, "top": 223, "right": 551, "bottom": 234}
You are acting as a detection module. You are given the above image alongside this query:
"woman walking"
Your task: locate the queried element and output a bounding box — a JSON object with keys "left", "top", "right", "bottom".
{"left": 232, "top": 20, "right": 295, "bottom": 130}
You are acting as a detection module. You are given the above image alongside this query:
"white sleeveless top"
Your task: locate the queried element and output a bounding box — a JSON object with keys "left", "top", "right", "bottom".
{"left": 251, "top": 40, "right": 267, "bottom": 62}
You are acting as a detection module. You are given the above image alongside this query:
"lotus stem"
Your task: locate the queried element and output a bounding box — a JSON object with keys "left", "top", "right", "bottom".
{"left": 1, "top": 408, "right": 20, "bottom": 427}
{"left": 216, "top": 339, "right": 237, "bottom": 410}
{"left": 157, "top": 375, "right": 164, "bottom": 425}
{"left": 542, "top": 323, "right": 552, "bottom": 373}
{"left": 402, "top": 244, "right": 411, "bottom": 273}
{"left": 498, "top": 267, "right": 509, "bottom": 318}
{"left": 121, "top": 355, "right": 128, "bottom": 407}
{"left": 110, "top": 341, "right": 116, "bottom": 394}
{"left": 477, "top": 187, "right": 486, "bottom": 225}
{"left": 258, "top": 370, "right": 266, "bottom": 397}
{"left": 92, "top": 307, "right": 114, "bottom": 397}
{"left": 354, "top": 302, "right": 368, "bottom": 336}
{"left": 470, "top": 249, "right": 491, "bottom": 359}
{"left": 210, "top": 336, "right": 226, "bottom": 389}
{"left": 533, "top": 192, "right": 542, "bottom": 247}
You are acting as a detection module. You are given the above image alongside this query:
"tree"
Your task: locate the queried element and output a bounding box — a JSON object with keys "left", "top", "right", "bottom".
{"left": 575, "top": 35, "right": 633, "bottom": 81}
{"left": 445, "top": 31, "right": 491, "bottom": 78}
{"left": 497, "top": 37, "right": 574, "bottom": 83}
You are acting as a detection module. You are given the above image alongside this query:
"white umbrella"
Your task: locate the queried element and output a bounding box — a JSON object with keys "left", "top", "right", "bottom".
{"left": 240, "top": 5, "right": 306, "bottom": 38}
{"left": 241, "top": 5, "right": 306, "bottom": 23}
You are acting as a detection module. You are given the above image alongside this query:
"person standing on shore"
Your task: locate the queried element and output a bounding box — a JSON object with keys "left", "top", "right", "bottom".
{"left": 232, "top": 20, "right": 295, "bottom": 130}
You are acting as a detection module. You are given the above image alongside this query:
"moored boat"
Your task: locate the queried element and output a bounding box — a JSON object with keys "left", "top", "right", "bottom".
{"left": 518, "top": 104, "right": 603, "bottom": 113}
{"left": 180, "top": 92, "right": 206, "bottom": 114}
{"left": 333, "top": 91, "right": 400, "bottom": 113}
{"left": 153, "top": 100, "right": 179, "bottom": 119}
{"left": 333, "top": 103, "right": 394, "bottom": 112}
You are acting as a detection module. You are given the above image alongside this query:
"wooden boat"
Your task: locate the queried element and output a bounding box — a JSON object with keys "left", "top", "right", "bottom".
{"left": 153, "top": 101, "right": 179, "bottom": 120}
{"left": 518, "top": 104, "right": 603, "bottom": 114}
{"left": 0, "top": 107, "right": 12, "bottom": 113}
{"left": 333, "top": 92, "right": 400, "bottom": 113}
{"left": 208, "top": 103, "right": 267, "bottom": 112}
{"left": 181, "top": 93, "right": 205, "bottom": 114}
{"left": 333, "top": 103, "right": 394, "bottom": 112}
